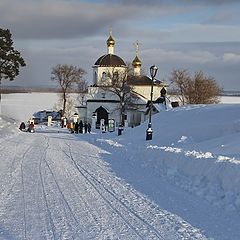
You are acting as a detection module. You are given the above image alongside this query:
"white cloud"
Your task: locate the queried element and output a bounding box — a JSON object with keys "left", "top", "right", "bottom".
{"left": 223, "top": 53, "right": 240, "bottom": 63}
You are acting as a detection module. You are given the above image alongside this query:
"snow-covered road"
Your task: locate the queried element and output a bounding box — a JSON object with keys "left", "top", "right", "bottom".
{"left": 0, "top": 131, "right": 206, "bottom": 240}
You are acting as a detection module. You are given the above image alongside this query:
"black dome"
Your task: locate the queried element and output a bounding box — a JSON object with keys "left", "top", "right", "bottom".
{"left": 94, "top": 54, "right": 126, "bottom": 67}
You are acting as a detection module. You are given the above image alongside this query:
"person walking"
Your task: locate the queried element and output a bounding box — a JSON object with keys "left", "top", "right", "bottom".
{"left": 74, "top": 121, "right": 79, "bottom": 134}
{"left": 79, "top": 120, "right": 83, "bottom": 134}
{"left": 84, "top": 122, "right": 88, "bottom": 134}
{"left": 87, "top": 123, "right": 91, "bottom": 133}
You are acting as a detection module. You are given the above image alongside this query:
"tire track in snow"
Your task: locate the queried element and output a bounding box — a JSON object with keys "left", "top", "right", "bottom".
{"left": 38, "top": 137, "right": 58, "bottom": 240}
{"left": 38, "top": 136, "right": 83, "bottom": 239}
{"left": 0, "top": 138, "right": 23, "bottom": 203}
{"left": 18, "top": 135, "right": 58, "bottom": 239}
{"left": 0, "top": 136, "right": 41, "bottom": 239}
{"left": 42, "top": 159, "right": 80, "bottom": 238}
{"left": 68, "top": 143, "right": 171, "bottom": 238}
{"left": 46, "top": 139, "right": 105, "bottom": 238}
{"left": 50, "top": 160, "right": 104, "bottom": 237}
{"left": 64, "top": 140, "right": 198, "bottom": 239}
{"left": 20, "top": 145, "right": 33, "bottom": 240}
{"left": 63, "top": 149, "right": 145, "bottom": 239}
{"left": 63, "top": 143, "right": 165, "bottom": 240}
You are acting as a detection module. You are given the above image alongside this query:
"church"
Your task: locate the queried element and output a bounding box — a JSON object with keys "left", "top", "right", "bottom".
{"left": 76, "top": 31, "right": 166, "bottom": 130}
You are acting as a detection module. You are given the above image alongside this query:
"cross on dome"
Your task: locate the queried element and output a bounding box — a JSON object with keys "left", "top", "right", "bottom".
{"left": 134, "top": 40, "right": 141, "bottom": 56}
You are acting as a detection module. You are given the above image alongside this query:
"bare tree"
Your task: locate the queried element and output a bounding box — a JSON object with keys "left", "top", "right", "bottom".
{"left": 169, "top": 69, "right": 191, "bottom": 105}
{"left": 99, "top": 66, "right": 138, "bottom": 125}
{"left": 51, "top": 64, "right": 86, "bottom": 116}
{"left": 76, "top": 78, "right": 88, "bottom": 105}
{"left": 53, "top": 97, "right": 75, "bottom": 118}
{"left": 186, "top": 71, "right": 222, "bottom": 104}
{"left": 169, "top": 69, "right": 222, "bottom": 104}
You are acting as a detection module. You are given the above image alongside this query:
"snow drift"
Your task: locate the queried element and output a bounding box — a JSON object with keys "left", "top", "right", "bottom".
{"left": 95, "top": 104, "right": 240, "bottom": 212}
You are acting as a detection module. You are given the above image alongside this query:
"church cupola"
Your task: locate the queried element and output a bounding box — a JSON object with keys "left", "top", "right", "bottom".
{"left": 107, "top": 30, "right": 115, "bottom": 54}
{"left": 132, "top": 41, "right": 142, "bottom": 76}
{"left": 132, "top": 55, "right": 142, "bottom": 68}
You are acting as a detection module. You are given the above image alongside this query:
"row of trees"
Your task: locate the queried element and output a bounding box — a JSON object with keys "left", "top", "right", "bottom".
{"left": 1, "top": 27, "right": 223, "bottom": 119}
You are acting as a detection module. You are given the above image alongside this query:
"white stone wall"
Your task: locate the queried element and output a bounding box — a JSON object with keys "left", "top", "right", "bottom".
{"left": 88, "top": 86, "right": 119, "bottom": 100}
{"left": 94, "top": 66, "right": 127, "bottom": 86}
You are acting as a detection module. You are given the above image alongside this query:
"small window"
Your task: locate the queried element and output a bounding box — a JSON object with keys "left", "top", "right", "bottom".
{"left": 102, "top": 72, "right": 107, "bottom": 79}
{"left": 94, "top": 72, "right": 97, "bottom": 84}
{"left": 113, "top": 71, "right": 119, "bottom": 83}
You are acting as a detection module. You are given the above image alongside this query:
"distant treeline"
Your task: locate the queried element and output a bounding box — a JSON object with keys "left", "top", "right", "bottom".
{"left": 2, "top": 86, "right": 240, "bottom": 96}
{"left": 221, "top": 91, "right": 240, "bottom": 96}
{"left": 1, "top": 86, "right": 80, "bottom": 94}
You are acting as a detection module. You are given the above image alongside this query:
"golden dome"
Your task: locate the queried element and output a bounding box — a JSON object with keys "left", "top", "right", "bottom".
{"left": 107, "top": 35, "right": 115, "bottom": 47}
{"left": 132, "top": 55, "right": 142, "bottom": 67}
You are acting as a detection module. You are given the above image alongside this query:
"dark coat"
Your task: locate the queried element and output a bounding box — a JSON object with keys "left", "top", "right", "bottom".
{"left": 79, "top": 120, "right": 83, "bottom": 133}
{"left": 74, "top": 122, "right": 79, "bottom": 133}
{"left": 87, "top": 123, "right": 91, "bottom": 133}
{"left": 19, "top": 122, "right": 26, "bottom": 131}
{"left": 84, "top": 123, "right": 88, "bottom": 133}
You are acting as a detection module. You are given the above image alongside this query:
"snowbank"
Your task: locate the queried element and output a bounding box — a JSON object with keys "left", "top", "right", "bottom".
{"left": 0, "top": 115, "right": 19, "bottom": 139}
{"left": 95, "top": 104, "right": 240, "bottom": 212}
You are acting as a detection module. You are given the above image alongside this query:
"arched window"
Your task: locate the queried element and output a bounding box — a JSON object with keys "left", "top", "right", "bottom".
{"left": 102, "top": 72, "right": 107, "bottom": 79}
{"left": 113, "top": 71, "right": 119, "bottom": 83}
{"left": 94, "top": 72, "right": 97, "bottom": 84}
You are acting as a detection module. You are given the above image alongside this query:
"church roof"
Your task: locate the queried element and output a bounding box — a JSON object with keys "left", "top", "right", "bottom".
{"left": 127, "top": 75, "right": 163, "bottom": 86}
{"left": 94, "top": 54, "right": 126, "bottom": 67}
{"left": 127, "top": 75, "right": 154, "bottom": 86}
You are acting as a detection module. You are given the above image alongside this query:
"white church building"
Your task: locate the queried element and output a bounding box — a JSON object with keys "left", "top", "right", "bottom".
{"left": 76, "top": 32, "right": 166, "bottom": 130}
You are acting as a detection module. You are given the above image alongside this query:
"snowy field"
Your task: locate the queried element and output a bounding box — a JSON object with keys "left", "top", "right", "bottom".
{"left": 1, "top": 93, "right": 240, "bottom": 239}
{"left": 1, "top": 93, "right": 80, "bottom": 122}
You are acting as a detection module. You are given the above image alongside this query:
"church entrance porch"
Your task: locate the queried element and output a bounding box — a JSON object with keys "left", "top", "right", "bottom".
{"left": 95, "top": 106, "right": 109, "bottom": 129}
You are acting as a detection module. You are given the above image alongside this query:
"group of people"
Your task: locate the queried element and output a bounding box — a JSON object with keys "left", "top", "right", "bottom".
{"left": 19, "top": 121, "right": 35, "bottom": 133}
{"left": 67, "top": 120, "right": 91, "bottom": 134}
{"left": 19, "top": 118, "right": 91, "bottom": 134}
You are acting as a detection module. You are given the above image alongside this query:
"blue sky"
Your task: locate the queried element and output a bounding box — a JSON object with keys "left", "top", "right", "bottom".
{"left": 1, "top": 0, "right": 240, "bottom": 90}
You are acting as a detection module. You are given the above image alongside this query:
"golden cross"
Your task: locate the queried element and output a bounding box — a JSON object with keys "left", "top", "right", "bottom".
{"left": 134, "top": 40, "right": 141, "bottom": 56}
{"left": 109, "top": 24, "right": 112, "bottom": 36}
